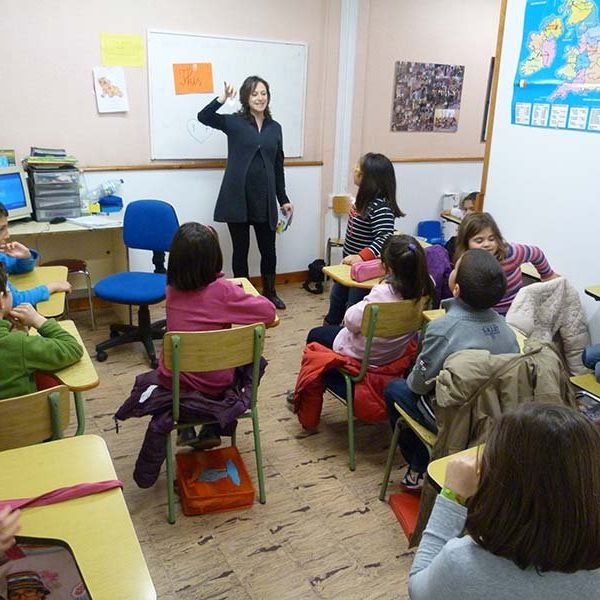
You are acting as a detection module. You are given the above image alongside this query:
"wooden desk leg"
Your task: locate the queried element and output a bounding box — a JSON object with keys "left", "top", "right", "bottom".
{"left": 74, "top": 391, "right": 86, "bottom": 436}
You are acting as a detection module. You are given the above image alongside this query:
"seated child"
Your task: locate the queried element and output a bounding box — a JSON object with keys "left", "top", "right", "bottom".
{"left": 454, "top": 211, "right": 557, "bottom": 315}
{"left": 304, "top": 234, "right": 434, "bottom": 398}
{"left": 442, "top": 191, "right": 476, "bottom": 260}
{"left": 409, "top": 403, "right": 600, "bottom": 599}
{"left": 0, "top": 202, "right": 72, "bottom": 305}
{"left": 0, "top": 263, "right": 83, "bottom": 399}
{"left": 384, "top": 249, "right": 520, "bottom": 490}
{"left": 156, "top": 222, "right": 276, "bottom": 448}
{"left": 324, "top": 153, "right": 404, "bottom": 325}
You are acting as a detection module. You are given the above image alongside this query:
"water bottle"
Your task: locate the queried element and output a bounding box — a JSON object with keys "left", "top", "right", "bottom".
{"left": 87, "top": 178, "right": 124, "bottom": 201}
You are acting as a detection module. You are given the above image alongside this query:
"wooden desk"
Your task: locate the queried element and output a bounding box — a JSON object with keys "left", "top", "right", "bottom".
{"left": 571, "top": 373, "right": 600, "bottom": 399}
{"left": 11, "top": 265, "right": 68, "bottom": 318}
{"left": 30, "top": 320, "right": 99, "bottom": 434}
{"left": 585, "top": 286, "right": 600, "bottom": 301}
{"left": 521, "top": 262, "right": 541, "bottom": 281}
{"left": 11, "top": 220, "right": 126, "bottom": 292}
{"left": 440, "top": 212, "right": 462, "bottom": 225}
{"left": 427, "top": 445, "right": 483, "bottom": 488}
{"left": 423, "top": 308, "right": 527, "bottom": 352}
{"left": 229, "top": 277, "right": 280, "bottom": 327}
{"left": 0, "top": 435, "right": 156, "bottom": 600}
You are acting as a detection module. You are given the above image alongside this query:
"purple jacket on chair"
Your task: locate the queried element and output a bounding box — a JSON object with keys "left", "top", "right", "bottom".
{"left": 424, "top": 245, "right": 452, "bottom": 307}
{"left": 115, "top": 359, "right": 267, "bottom": 488}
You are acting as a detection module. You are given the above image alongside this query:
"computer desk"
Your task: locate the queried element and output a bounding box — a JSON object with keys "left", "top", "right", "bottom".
{"left": 0, "top": 435, "right": 156, "bottom": 599}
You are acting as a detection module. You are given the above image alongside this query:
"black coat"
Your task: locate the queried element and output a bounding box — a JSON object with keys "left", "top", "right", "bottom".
{"left": 197, "top": 98, "right": 289, "bottom": 229}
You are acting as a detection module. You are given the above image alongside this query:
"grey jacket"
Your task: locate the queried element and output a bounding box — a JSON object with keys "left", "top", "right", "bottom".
{"left": 409, "top": 495, "right": 600, "bottom": 599}
{"left": 407, "top": 298, "right": 520, "bottom": 394}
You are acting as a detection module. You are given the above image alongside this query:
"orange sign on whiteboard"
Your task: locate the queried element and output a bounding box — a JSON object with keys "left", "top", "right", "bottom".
{"left": 173, "top": 63, "right": 214, "bottom": 94}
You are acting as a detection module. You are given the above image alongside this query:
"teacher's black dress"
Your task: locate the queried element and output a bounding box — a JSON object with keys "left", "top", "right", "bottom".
{"left": 197, "top": 97, "right": 289, "bottom": 231}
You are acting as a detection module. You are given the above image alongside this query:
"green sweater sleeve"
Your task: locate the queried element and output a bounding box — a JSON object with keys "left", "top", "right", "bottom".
{"left": 22, "top": 319, "right": 84, "bottom": 372}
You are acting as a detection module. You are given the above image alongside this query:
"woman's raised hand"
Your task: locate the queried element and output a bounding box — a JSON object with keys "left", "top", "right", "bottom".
{"left": 218, "top": 81, "right": 237, "bottom": 104}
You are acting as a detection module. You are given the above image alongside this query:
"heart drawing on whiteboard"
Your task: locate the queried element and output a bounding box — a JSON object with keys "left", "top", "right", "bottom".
{"left": 187, "top": 120, "right": 214, "bottom": 144}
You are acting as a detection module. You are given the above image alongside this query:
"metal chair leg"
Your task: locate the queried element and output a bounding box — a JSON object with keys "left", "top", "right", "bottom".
{"left": 83, "top": 270, "right": 96, "bottom": 330}
{"left": 380, "top": 418, "right": 402, "bottom": 501}
{"left": 345, "top": 376, "right": 356, "bottom": 471}
{"left": 251, "top": 407, "right": 266, "bottom": 504}
{"left": 165, "top": 431, "right": 176, "bottom": 524}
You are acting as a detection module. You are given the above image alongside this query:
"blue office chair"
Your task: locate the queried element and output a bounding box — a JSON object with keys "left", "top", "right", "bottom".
{"left": 417, "top": 220, "right": 444, "bottom": 245}
{"left": 94, "top": 200, "right": 179, "bottom": 368}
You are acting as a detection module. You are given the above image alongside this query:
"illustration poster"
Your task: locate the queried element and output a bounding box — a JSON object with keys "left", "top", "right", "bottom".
{"left": 512, "top": 0, "right": 600, "bottom": 132}
{"left": 390, "top": 61, "right": 465, "bottom": 132}
{"left": 173, "top": 63, "right": 214, "bottom": 95}
{"left": 93, "top": 66, "right": 129, "bottom": 113}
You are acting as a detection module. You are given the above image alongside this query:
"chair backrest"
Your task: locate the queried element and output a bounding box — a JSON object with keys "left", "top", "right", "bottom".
{"left": 332, "top": 195, "right": 352, "bottom": 216}
{"left": 360, "top": 298, "right": 428, "bottom": 338}
{"left": 123, "top": 200, "right": 179, "bottom": 252}
{"left": 0, "top": 385, "right": 71, "bottom": 451}
{"left": 163, "top": 324, "right": 266, "bottom": 421}
{"left": 417, "top": 220, "right": 442, "bottom": 240}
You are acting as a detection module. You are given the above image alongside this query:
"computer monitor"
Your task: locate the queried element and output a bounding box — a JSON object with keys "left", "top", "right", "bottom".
{"left": 0, "top": 166, "right": 33, "bottom": 221}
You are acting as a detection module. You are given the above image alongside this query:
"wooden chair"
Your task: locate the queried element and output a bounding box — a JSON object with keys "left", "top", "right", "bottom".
{"left": 327, "top": 298, "right": 428, "bottom": 471}
{"left": 162, "top": 323, "right": 266, "bottom": 524}
{"left": 0, "top": 385, "right": 72, "bottom": 451}
{"left": 379, "top": 402, "right": 438, "bottom": 500}
{"left": 325, "top": 194, "right": 352, "bottom": 267}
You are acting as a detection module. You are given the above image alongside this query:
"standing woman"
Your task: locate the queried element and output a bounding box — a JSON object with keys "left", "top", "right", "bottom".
{"left": 197, "top": 76, "right": 293, "bottom": 309}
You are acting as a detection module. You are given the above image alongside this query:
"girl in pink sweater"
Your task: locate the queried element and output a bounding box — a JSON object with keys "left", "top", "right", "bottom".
{"left": 454, "top": 212, "right": 557, "bottom": 315}
{"left": 157, "top": 222, "right": 276, "bottom": 447}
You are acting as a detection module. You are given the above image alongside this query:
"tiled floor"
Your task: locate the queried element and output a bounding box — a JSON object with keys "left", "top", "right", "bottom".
{"left": 73, "top": 283, "right": 413, "bottom": 599}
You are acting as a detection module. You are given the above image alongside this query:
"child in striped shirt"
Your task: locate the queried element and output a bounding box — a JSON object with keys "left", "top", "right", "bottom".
{"left": 454, "top": 212, "right": 557, "bottom": 315}
{"left": 324, "top": 152, "right": 405, "bottom": 325}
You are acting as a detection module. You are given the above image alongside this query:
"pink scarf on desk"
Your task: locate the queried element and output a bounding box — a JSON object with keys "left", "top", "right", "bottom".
{"left": 0, "top": 480, "right": 123, "bottom": 512}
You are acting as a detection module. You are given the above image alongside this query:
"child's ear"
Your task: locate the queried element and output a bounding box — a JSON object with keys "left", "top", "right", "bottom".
{"left": 452, "top": 282, "right": 460, "bottom": 299}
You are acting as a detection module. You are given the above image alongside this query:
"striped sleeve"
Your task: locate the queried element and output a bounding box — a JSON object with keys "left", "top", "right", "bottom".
{"left": 342, "top": 199, "right": 395, "bottom": 260}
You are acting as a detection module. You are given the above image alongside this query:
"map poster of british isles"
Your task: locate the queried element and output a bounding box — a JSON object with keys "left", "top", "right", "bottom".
{"left": 512, "top": 0, "right": 600, "bottom": 132}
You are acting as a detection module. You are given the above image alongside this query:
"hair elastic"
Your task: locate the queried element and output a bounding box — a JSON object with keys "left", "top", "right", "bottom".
{"left": 407, "top": 243, "right": 417, "bottom": 251}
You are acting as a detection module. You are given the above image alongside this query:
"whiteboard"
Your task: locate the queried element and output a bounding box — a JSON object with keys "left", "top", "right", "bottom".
{"left": 147, "top": 30, "right": 307, "bottom": 159}
{"left": 484, "top": 0, "right": 600, "bottom": 341}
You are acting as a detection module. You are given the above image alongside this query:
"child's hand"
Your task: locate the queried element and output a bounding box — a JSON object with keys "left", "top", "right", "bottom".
{"left": 0, "top": 240, "right": 32, "bottom": 260}
{"left": 9, "top": 303, "right": 47, "bottom": 330}
{"left": 0, "top": 507, "right": 20, "bottom": 553}
{"left": 342, "top": 254, "right": 363, "bottom": 266}
{"left": 444, "top": 454, "right": 480, "bottom": 499}
{"left": 47, "top": 281, "right": 72, "bottom": 294}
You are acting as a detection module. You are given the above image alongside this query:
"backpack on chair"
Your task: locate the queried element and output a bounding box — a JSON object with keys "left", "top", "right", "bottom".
{"left": 303, "top": 259, "right": 326, "bottom": 294}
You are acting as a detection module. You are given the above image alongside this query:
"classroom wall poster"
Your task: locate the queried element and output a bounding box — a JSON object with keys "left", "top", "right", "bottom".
{"left": 100, "top": 32, "right": 145, "bottom": 67}
{"left": 390, "top": 61, "right": 465, "bottom": 132}
{"left": 173, "top": 63, "right": 214, "bottom": 94}
{"left": 512, "top": 0, "right": 600, "bottom": 132}
{"left": 93, "top": 67, "right": 130, "bottom": 113}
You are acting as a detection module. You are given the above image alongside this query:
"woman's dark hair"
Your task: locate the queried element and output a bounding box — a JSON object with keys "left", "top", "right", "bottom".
{"left": 0, "top": 262, "right": 7, "bottom": 294}
{"left": 466, "top": 403, "right": 600, "bottom": 572}
{"left": 167, "top": 222, "right": 222, "bottom": 291}
{"left": 355, "top": 153, "right": 405, "bottom": 218}
{"left": 382, "top": 235, "right": 433, "bottom": 301}
{"left": 454, "top": 211, "right": 507, "bottom": 262}
{"left": 238, "top": 75, "right": 272, "bottom": 122}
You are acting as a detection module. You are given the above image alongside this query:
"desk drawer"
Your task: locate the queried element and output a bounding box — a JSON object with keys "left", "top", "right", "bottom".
{"left": 33, "top": 184, "right": 80, "bottom": 198}
{"left": 35, "top": 206, "right": 81, "bottom": 221}
{"left": 32, "top": 170, "right": 80, "bottom": 186}
{"left": 34, "top": 196, "right": 80, "bottom": 210}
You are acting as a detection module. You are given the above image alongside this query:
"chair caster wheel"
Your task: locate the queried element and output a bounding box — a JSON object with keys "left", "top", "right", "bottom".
{"left": 110, "top": 330, "right": 120, "bottom": 339}
{"left": 96, "top": 351, "right": 108, "bottom": 362}
{"left": 150, "top": 357, "right": 159, "bottom": 369}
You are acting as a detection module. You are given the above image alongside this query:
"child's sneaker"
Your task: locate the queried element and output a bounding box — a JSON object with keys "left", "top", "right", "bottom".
{"left": 191, "top": 424, "right": 222, "bottom": 450}
{"left": 400, "top": 467, "right": 424, "bottom": 492}
{"left": 286, "top": 390, "right": 295, "bottom": 413}
{"left": 176, "top": 427, "right": 197, "bottom": 446}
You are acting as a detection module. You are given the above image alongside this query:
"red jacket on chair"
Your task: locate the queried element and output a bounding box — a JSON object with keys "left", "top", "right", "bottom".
{"left": 293, "top": 339, "right": 418, "bottom": 429}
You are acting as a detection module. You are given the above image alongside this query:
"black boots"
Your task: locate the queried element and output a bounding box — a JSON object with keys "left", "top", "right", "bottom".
{"left": 262, "top": 274, "right": 286, "bottom": 309}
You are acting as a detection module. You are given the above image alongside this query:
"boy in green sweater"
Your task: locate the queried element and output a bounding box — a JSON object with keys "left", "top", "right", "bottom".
{"left": 0, "top": 263, "right": 83, "bottom": 399}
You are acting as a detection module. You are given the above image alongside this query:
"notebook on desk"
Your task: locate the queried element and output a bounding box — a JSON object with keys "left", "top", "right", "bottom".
{"left": 66, "top": 215, "right": 122, "bottom": 229}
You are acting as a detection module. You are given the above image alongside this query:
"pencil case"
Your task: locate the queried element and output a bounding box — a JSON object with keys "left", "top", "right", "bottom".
{"left": 350, "top": 259, "right": 385, "bottom": 282}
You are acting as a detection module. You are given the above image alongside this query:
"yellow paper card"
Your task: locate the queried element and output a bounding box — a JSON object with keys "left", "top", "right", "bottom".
{"left": 173, "top": 63, "right": 214, "bottom": 94}
{"left": 101, "top": 33, "right": 145, "bottom": 67}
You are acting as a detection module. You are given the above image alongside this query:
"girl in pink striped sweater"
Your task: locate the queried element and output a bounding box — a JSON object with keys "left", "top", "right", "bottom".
{"left": 454, "top": 212, "right": 557, "bottom": 315}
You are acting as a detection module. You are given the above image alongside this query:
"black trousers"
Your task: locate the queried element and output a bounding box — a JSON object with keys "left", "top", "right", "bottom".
{"left": 227, "top": 222, "right": 276, "bottom": 278}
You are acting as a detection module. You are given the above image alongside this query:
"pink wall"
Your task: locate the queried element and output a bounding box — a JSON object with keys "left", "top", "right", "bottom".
{"left": 350, "top": 0, "right": 501, "bottom": 168}
{"left": 0, "top": 0, "right": 339, "bottom": 167}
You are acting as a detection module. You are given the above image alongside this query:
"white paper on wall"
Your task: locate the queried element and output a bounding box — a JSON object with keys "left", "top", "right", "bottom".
{"left": 93, "top": 66, "right": 129, "bottom": 113}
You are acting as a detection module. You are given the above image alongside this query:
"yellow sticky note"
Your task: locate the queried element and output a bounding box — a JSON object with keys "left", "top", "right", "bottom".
{"left": 101, "top": 33, "right": 145, "bottom": 67}
{"left": 173, "top": 63, "right": 214, "bottom": 94}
